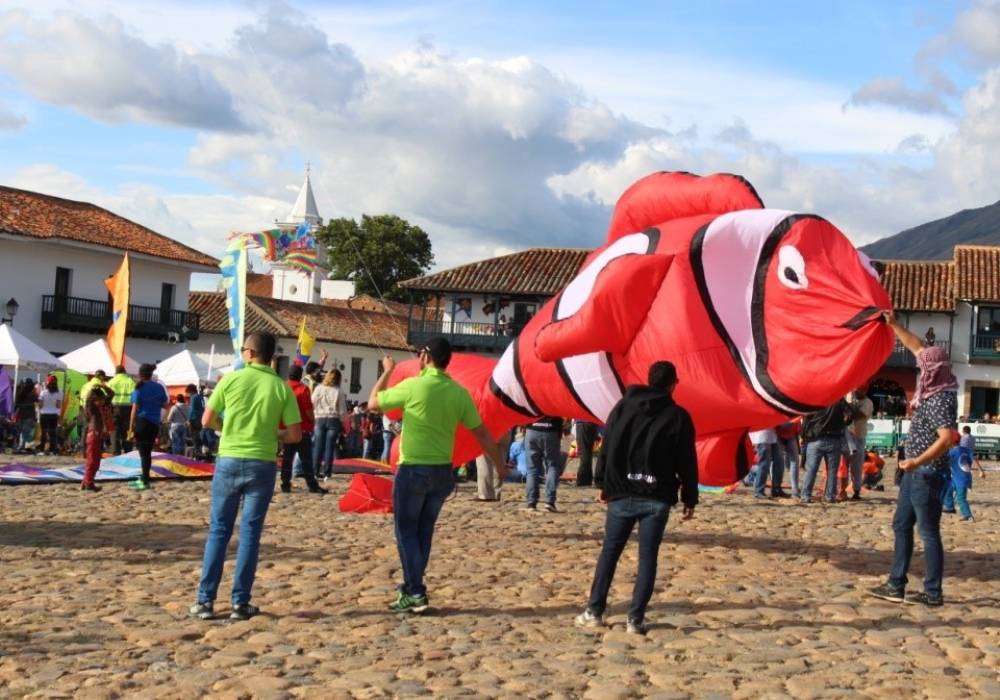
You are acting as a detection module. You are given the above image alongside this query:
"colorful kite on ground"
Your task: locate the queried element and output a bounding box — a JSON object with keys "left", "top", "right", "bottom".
{"left": 383, "top": 171, "right": 894, "bottom": 486}
{"left": 0, "top": 452, "right": 214, "bottom": 485}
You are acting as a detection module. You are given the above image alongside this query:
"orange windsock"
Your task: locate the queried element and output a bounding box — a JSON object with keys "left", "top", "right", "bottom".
{"left": 104, "top": 253, "right": 130, "bottom": 367}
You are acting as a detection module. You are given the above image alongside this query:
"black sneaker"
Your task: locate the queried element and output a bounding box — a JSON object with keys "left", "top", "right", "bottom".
{"left": 189, "top": 601, "right": 214, "bottom": 620}
{"left": 905, "top": 591, "right": 944, "bottom": 607}
{"left": 771, "top": 490, "right": 791, "bottom": 499}
{"left": 308, "top": 485, "right": 328, "bottom": 495}
{"left": 868, "top": 583, "right": 905, "bottom": 603}
{"left": 850, "top": 492, "right": 861, "bottom": 501}
{"left": 942, "top": 508, "right": 957, "bottom": 514}
{"left": 280, "top": 483, "right": 292, "bottom": 494}
{"left": 230, "top": 603, "right": 260, "bottom": 620}
{"left": 543, "top": 503, "right": 558, "bottom": 513}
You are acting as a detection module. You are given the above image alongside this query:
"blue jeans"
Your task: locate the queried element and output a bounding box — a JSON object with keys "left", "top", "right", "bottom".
{"left": 169, "top": 424, "right": 187, "bottom": 456}
{"left": 381, "top": 431, "right": 394, "bottom": 462}
{"left": 801, "top": 437, "right": 843, "bottom": 502}
{"left": 196, "top": 458, "right": 277, "bottom": 606}
{"left": 942, "top": 478, "right": 973, "bottom": 519}
{"left": 313, "top": 417, "right": 342, "bottom": 477}
{"left": 281, "top": 432, "right": 318, "bottom": 487}
{"left": 890, "top": 467, "right": 946, "bottom": 596}
{"left": 393, "top": 466, "right": 455, "bottom": 596}
{"left": 752, "top": 442, "right": 782, "bottom": 496}
{"left": 587, "top": 497, "right": 670, "bottom": 623}
{"left": 778, "top": 437, "right": 799, "bottom": 495}
{"left": 525, "top": 429, "right": 561, "bottom": 506}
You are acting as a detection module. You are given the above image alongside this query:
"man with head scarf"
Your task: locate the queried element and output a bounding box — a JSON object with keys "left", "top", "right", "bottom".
{"left": 870, "top": 311, "right": 957, "bottom": 607}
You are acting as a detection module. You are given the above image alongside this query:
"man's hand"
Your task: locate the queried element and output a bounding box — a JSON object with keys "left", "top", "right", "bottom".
{"left": 882, "top": 310, "right": 898, "bottom": 326}
{"left": 682, "top": 506, "right": 695, "bottom": 520}
{"left": 319, "top": 348, "right": 329, "bottom": 365}
{"left": 597, "top": 491, "right": 608, "bottom": 505}
{"left": 381, "top": 355, "right": 396, "bottom": 374}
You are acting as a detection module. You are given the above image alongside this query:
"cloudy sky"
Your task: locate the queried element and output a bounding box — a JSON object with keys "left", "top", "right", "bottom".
{"left": 1, "top": 0, "right": 998, "bottom": 289}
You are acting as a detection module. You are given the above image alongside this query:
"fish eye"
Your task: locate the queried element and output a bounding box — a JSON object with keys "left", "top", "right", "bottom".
{"left": 777, "top": 245, "right": 808, "bottom": 290}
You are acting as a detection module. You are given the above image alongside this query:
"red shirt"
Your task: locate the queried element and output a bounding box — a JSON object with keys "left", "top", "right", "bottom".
{"left": 288, "top": 379, "right": 315, "bottom": 433}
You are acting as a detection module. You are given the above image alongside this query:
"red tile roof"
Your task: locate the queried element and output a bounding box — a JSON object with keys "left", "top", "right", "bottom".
{"left": 0, "top": 185, "right": 218, "bottom": 268}
{"left": 400, "top": 248, "right": 591, "bottom": 295}
{"left": 954, "top": 246, "right": 1000, "bottom": 302}
{"left": 246, "top": 273, "right": 273, "bottom": 297}
{"left": 189, "top": 292, "right": 412, "bottom": 351}
{"left": 879, "top": 260, "right": 955, "bottom": 312}
{"left": 321, "top": 293, "right": 411, "bottom": 317}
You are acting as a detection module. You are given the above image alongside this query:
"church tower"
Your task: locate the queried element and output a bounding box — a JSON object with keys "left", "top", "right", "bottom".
{"left": 271, "top": 166, "right": 327, "bottom": 303}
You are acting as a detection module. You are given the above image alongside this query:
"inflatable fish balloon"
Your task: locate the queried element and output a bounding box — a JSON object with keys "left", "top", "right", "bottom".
{"left": 386, "top": 172, "right": 894, "bottom": 485}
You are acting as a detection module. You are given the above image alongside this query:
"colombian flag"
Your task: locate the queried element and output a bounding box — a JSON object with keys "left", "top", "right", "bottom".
{"left": 295, "top": 317, "right": 315, "bottom": 366}
{"left": 104, "top": 253, "right": 130, "bottom": 367}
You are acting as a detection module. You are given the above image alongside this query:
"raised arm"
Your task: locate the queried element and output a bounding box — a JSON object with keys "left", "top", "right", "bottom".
{"left": 367, "top": 356, "right": 395, "bottom": 411}
{"left": 883, "top": 310, "right": 925, "bottom": 357}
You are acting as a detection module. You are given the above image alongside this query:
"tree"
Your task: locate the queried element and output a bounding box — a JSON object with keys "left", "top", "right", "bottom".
{"left": 315, "top": 214, "right": 434, "bottom": 301}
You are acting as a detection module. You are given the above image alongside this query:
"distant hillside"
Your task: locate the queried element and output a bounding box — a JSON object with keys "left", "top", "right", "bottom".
{"left": 860, "top": 200, "right": 1000, "bottom": 260}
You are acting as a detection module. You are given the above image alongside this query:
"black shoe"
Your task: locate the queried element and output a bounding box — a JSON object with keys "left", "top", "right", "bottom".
{"left": 942, "top": 508, "right": 957, "bottom": 514}
{"left": 753, "top": 493, "right": 770, "bottom": 499}
{"left": 905, "top": 591, "right": 944, "bottom": 607}
{"left": 307, "top": 485, "right": 328, "bottom": 495}
{"left": 771, "top": 490, "right": 791, "bottom": 499}
{"left": 868, "top": 583, "right": 905, "bottom": 603}
{"left": 850, "top": 492, "right": 861, "bottom": 501}
{"left": 230, "top": 603, "right": 260, "bottom": 620}
{"left": 80, "top": 483, "right": 102, "bottom": 492}
{"left": 280, "top": 483, "right": 291, "bottom": 494}
{"left": 874, "top": 485, "right": 885, "bottom": 491}
{"left": 575, "top": 482, "right": 592, "bottom": 488}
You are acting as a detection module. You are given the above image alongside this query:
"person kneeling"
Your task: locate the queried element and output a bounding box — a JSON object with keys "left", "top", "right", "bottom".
{"left": 575, "top": 361, "right": 698, "bottom": 635}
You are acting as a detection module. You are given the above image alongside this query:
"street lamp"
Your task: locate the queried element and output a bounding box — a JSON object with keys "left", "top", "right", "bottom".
{"left": 1, "top": 298, "right": 18, "bottom": 325}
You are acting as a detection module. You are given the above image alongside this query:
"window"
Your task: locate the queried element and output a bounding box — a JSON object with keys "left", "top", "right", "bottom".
{"left": 160, "top": 283, "right": 175, "bottom": 325}
{"left": 350, "top": 357, "right": 363, "bottom": 394}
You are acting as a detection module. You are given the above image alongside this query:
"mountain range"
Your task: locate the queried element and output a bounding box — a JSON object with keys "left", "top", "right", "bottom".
{"left": 860, "top": 200, "right": 1000, "bottom": 261}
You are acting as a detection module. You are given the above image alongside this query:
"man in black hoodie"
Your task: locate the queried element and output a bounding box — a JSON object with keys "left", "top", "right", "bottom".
{"left": 575, "top": 361, "right": 698, "bottom": 635}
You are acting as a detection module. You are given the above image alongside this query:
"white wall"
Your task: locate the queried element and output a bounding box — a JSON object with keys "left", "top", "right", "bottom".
{"left": 188, "top": 332, "right": 412, "bottom": 401}
{"left": 0, "top": 236, "right": 201, "bottom": 363}
{"left": 271, "top": 266, "right": 321, "bottom": 304}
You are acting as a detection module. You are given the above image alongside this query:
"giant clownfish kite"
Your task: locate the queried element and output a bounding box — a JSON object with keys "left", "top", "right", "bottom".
{"left": 386, "top": 172, "right": 895, "bottom": 486}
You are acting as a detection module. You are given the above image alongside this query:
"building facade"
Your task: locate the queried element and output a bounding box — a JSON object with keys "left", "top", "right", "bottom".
{"left": 0, "top": 185, "right": 217, "bottom": 363}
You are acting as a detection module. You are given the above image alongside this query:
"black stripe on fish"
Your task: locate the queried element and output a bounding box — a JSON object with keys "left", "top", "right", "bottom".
{"left": 723, "top": 173, "right": 765, "bottom": 209}
{"left": 751, "top": 214, "right": 826, "bottom": 414}
{"left": 489, "top": 377, "right": 537, "bottom": 418}
{"left": 512, "top": 336, "right": 542, "bottom": 416}
{"left": 840, "top": 306, "right": 883, "bottom": 331}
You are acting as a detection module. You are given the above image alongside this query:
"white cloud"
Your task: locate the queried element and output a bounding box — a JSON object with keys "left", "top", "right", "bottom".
{"left": 948, "top": 0, "right": 1000, "bottom": 66}
{"left": 0, "top": 101, "right": 25, "bottom": 130}
{"left": 847, "top": 77, "right": 953, "bottom": 116}
{"left": 0, "top": 9, "right": 244, "bottom": 130}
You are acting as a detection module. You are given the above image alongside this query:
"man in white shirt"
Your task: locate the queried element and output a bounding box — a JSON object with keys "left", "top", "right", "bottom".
{"left": 750, "top": 427, "right": 787, "bottom": 499}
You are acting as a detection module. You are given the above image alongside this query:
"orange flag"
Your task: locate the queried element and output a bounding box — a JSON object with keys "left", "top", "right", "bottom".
{"left": 104, "top": 253, "right": 130, "bottom": 366}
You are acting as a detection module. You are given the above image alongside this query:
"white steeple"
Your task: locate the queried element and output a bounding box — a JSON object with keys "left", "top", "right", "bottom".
{"left": 286, "top": 163, "right": 322, "bottom": 226}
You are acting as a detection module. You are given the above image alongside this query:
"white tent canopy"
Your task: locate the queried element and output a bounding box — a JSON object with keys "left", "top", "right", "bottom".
{"left": 59, "top": 338, "right": 139, "bottom": 376}
{"left": 0, "top": 323, "right": 65, "bottom": 372}
{"left": 155, "top": 348, "right": 215, "bottom": 387}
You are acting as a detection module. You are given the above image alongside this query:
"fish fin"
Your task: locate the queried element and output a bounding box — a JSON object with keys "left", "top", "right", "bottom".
{"left": 607, "top": 172, "right": 764, "bottom": 244}
{"left": 535, "top": 253, "right": 673, "bottom": 362}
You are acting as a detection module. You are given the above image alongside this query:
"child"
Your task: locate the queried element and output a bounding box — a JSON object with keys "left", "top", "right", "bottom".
{"left": 861, "top": 450, "right": 885, "bottom": 491}
{"left": 82, "top": 387, "right": 112, "bottom": 492}
{"left": 166, "top": 394, "right": 188, "bottom": 456}
{"left": 943, "top": 437, "right": 986, "bottom": 521}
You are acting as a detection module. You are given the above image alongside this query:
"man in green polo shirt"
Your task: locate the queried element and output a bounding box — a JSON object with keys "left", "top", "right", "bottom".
{"left": 369, "top": 336, "right": 506, "bottom": 613}
{"left": 107, "top": 366, "right": 136, "bottom": 454}
{"left": 189, "top": 331, "right": 302, "bottom": 622}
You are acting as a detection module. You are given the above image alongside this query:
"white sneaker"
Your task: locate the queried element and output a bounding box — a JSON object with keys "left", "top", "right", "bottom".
{"left": 626, "top": 618, "right": 648, "bottom": 635}
{"left": 574, "top": 610, "right": 605, "bottom": 628}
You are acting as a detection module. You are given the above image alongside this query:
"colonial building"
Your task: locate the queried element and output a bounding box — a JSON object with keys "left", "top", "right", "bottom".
{"left": 398, "top": 248, "right": 589, "bottom": 354}
{"left": 0, "top": 185, "right": 217, "bottom": 363}
{"left": 400, "top": 244, "right": 1000, "bottom": 419}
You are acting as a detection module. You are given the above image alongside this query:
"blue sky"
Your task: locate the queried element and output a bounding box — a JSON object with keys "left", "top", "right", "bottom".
{"left": 1, "top": 0, "right": 998, "bottom": 287}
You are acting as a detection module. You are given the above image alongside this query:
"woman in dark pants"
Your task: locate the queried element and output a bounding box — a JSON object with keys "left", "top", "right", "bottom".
{"left": 129, "top": 363, "right": 167, "bottom": 491}
{"left": 869, "top": 311, "right": 956, "bottom": 606}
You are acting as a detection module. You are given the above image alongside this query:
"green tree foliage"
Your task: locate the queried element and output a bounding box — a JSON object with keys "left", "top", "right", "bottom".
{"left": 315, "top": 214, "right": 434, "bottom": 301}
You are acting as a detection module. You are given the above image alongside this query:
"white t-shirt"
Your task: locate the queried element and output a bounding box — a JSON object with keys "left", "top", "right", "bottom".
{"left": 38, "top": 390, "right": 63, "bottom": 415}
{"left": 749, "top": 428, "right": 777, "bottom": 445}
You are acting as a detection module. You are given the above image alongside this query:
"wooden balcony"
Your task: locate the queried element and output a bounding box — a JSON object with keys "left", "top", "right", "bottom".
{"left": 41, "top": 295, "right": 200, "bottom": 341}
{"left": 407, "top": 318, "right": 521, "bottom": 353}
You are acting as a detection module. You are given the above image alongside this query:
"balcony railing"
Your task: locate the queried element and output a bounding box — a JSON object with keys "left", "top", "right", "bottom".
{"left": 408, "top": 318, "right": 523, "bottom": 352}
{"left": 884, "top": 339, "right": 950, "bottom": 368}
{"left": 971, "top": 332, "right": 1000, "bottom": 360}
{"left": 41, "top": 295, "right": 199, "bottom": 341}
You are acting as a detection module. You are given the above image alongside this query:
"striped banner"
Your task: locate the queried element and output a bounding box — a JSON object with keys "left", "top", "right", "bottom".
{"left": 219, "top": 237, "right": 248, "bottom": 363}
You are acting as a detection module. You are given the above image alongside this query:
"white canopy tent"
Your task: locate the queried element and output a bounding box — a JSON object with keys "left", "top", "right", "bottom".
{"left": 0, "top": 323, "right": 65, "bottom": 387}
{"left": 59, "top": 338, "right": 139, "bottom": 376}
{"left": 155, "top": 348, "right": 215, "bottom": 387}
